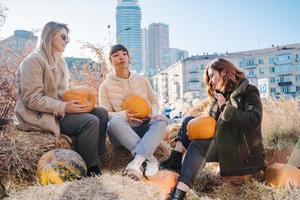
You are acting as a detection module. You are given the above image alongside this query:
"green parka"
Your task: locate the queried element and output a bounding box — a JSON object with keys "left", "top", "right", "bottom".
{"left": 209, "top": 79, "right": 265, "bottom": 176}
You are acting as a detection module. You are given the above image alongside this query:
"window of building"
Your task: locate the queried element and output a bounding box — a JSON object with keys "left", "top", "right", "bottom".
{"left": 296, "top": 86, "right": 300, "bottom": 92}
{"left": 296, "top": 75, "right": 300, "bottom": 81}
{"left": 258, "top": 58, "right": 264, "bottom": 65}
{"left": 277, "top": 64, "right": 291, "bottom": 73}
{"left": 189, "top": 74, "right": 199, "bottom": 82}
{"left": 269, "top": 67, "right": 275, "bottom": 73}
{"left": 296, "top": 65, "right": 300, "bottom": 72}
{"left": 281, "top": 86, "right": 290, "bottom": 93}
{"left": 270, "top": 88, "right": 276, "bottom": 93}
{"left": 239, "top": 61, "right": 243, "bottom": 68}
{"left": 269, "top": 57, "right": 275, "bottom": 64}
{"left": 190, "top": 65, "right": 199, "bottom": 73}
{"left": 270, "top": 77, "right": 275, "bottom": 83}
{"left": 259, "top": 68, "right": 264, "bottom": 75}
{"left": 248, "top": 70, "right": 255, "bottom": 76}
{"left": 200, "top": 64, "right": 205, "bottom": 70}
{"left": 277, "top": 54, "right": 291, "bottom": 63}
{"left": 279, "top": 76, "right": 284, "bottom": 82}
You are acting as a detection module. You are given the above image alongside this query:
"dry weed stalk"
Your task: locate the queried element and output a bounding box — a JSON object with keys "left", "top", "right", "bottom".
{"left": 70, "top": 42, "right": 109, "bottom": 104}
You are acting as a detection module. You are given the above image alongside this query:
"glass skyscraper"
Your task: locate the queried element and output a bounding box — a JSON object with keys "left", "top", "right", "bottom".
{"left": 116, "top": 0, "right": 142, "bottom": 73}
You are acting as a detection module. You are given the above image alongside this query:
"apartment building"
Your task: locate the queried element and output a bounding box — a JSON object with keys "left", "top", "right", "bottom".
{"left": 151, "top": 43, "right": 300, "bottom": 105}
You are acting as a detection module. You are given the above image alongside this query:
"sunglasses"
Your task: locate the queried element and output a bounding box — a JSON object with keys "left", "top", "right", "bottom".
{"left": 60, "top": 33, "right": 70, "bottom": 43}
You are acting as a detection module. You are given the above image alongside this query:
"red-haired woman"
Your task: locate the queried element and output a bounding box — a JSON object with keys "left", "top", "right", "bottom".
{"left": 160, "top": 58, "right": 265, "bottom": 200}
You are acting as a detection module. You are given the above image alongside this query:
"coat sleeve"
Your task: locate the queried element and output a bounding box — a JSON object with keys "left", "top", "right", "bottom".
{"left": 99, "top": 83, "right": 127, "bottom": 120}
{"left": 221, "top": 89, "right": 262, "bottom": 130}
{"left": 144, "top": 77, "right": 160, "bottom": 116}
{"left": 20, "top": 57, "right": 66, "bottom": 116}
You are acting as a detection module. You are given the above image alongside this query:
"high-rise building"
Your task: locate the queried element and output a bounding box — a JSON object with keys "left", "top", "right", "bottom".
{"left": 141, "top": 28, "right": 148, "bottom": 75}
{"left": 116, "top": 0, "right": 142, "bottom": 73}
{"left": 148, "top": 23, "right": 169, "bottom": 75}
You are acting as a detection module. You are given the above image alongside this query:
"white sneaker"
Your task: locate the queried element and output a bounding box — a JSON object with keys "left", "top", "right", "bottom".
{"left": 145, "top": 156, "right": 159, "bottom": 178}
{"left": 123, "top": 154, "right": 145, "bottom": 180}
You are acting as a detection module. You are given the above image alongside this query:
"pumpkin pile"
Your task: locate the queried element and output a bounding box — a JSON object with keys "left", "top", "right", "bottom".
{"left": 122, "top": 95, "right": 152, "bottom": 118}
{"left": 187, "top": 116, "right": 217, "bottom": 140}
{"left": 63, "top": 86, "right": 96, "bottom": 112}
{"left": 37, "top": 149, "right": 87, "bottom": 185}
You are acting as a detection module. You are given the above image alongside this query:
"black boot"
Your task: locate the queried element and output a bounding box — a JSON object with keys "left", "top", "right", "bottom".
{"left": 168, "top": 188, "right": 186, "bottom": 200}
{"left": 87, "top": 165, "right": 102, "bottom": 177}
{"left": 159, "top": 150, "right": 183, "bottom": 172}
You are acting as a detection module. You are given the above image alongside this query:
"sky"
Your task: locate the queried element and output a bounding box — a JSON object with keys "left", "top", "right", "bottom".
{"left": 0, "top": 0, "right": 300, "bottom": 59}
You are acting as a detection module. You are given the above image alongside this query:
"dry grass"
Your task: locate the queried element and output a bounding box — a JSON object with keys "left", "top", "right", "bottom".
{"left": 0, "top": 125, "right": 71, "bottom": 193}
{"left": 5, "top": 174, "right": 164, "bottom": 200}
{"left": 1, "top": 97, "right": 300, "bottom": 199}
{"left": 262, "top": 97, "right": 300, "bottom": 150}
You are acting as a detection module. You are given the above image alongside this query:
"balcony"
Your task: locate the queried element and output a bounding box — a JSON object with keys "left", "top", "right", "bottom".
{"left": 278, "top": 81, "right": 292, "bottom": 86}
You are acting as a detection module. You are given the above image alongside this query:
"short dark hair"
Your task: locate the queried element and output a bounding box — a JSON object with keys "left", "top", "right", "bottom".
{"left": 109, "top": 44, "right": 129, "bottom": 57}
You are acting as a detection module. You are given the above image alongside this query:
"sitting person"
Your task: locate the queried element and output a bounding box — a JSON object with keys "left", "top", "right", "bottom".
{"left": 160, "top": 58, "right": 265, "bottom": 199}
{"left": 99, "top": 44, "right": 167, "bottom": 180}
{"left": 15, "top": 21, "right": 108, "bottom": 176}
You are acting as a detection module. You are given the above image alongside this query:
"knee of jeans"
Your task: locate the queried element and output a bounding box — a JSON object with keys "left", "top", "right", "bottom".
{"left": 88, "top": 114, "right": 100, "bottom": 127}
{"left": 189, "top": 140, "right": 208, "bottom": 155}
{"left": 153, "top": 119, "right": 168, "bottom": 129}
{"left": 100, "top": 107, "right": 109, "bottom": 121}
{"left": 108, "top": 115, "right": 126, "bottom": 132}
{"left": 182, "top": 116, "right": 195, "bottom": 126}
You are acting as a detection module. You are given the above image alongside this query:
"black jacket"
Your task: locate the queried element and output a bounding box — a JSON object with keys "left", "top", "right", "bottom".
{"left": 209, "top": 79, "right": 265, "bottom": 176}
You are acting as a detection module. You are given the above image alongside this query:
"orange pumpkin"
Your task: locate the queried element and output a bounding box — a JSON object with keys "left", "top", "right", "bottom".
{"left": 187, "top": 116, "right": 216, "bottom": 140}
{"left": 37, "top": 149, "right": 87, "bottom": 185}
{"left": 265, "top": 163, "right": 300, "bottom": 188}
{"left": 122, "top": 95, "right": 152, "bottom": 118}
{"left": 62, "top": 86, "right": 96, "bottom": 112}
{"left": 143, "top": 170, "right": 179, "bottom": 197}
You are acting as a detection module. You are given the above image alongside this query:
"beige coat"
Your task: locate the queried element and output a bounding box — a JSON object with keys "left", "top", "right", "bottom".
{"left": 99, "top": 73, "right": 159, "bottom": 120}
{"left": 15, "top": 49, "right": 69, "bottom": 137}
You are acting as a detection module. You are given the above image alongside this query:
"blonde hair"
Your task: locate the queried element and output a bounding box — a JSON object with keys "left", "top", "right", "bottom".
{"left": 38, "top": 21, "right": 69, "bottom": 65}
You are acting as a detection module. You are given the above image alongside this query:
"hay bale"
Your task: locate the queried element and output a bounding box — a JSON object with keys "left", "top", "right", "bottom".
{"left": 0, "top": 125, "right": 71, "bottom": 193}
{"left": 101, "top": 140, "right": 172, "bottom": 172}
{"left": 6, "top": 174, "right": 164, "bottom": 200}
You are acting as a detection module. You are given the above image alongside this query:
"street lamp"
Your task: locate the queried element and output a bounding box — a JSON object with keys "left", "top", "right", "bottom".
{"left": 107, "top": 25, "right": 131, "bottom": 46}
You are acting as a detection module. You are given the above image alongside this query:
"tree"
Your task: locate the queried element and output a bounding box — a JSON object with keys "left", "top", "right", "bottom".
{"left": 0, "top": 3, "right": 8, "bottom": 28}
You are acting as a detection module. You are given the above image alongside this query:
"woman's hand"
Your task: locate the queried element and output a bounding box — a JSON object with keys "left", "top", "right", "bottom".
{"left": 126, "top": 110, "right": 143, "bottom": 123}
{"left": 65, "top": 100, "right": 90, "bottom": 113}
{"left": 214, "top": 93, "right": 226, "bottom": 109}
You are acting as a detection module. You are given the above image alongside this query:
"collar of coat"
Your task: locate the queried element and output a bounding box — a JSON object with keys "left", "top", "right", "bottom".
{"left": 229, "top": 79, "right": 249, "bottom": 108}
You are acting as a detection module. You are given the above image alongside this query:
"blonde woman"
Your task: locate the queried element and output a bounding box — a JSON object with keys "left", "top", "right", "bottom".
{"left": 15, "top": 21, "right": 108, "bottom": 176}
{"left": 99, "top": 44, "right": 167, "bottom": 180}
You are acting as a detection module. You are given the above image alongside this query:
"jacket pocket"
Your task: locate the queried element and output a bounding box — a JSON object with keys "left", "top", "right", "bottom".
{"left": 238, "top": 133, "right": 251, "bottom": 165}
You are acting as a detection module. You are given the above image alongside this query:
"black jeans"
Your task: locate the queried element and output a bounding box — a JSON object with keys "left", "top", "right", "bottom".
{"left": 58, "top": 107, "right": 109, "bottom": 168}
{"left": 176, "top": 116, "right": 218, "bottom": 188}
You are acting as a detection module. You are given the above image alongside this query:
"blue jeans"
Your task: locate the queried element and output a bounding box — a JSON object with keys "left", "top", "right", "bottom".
{"left": 107, "top": 115, "right": 167, "bottom": 160}
{"left": 176, "top": 116, "right": 218, "bottom": 188}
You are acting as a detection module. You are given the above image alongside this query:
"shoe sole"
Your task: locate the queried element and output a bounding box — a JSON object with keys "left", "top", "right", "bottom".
{"left": 122, "top": 169, "right": 143, "bottom": 181}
